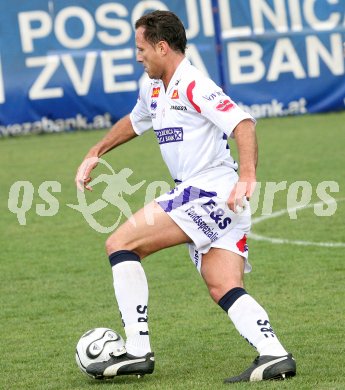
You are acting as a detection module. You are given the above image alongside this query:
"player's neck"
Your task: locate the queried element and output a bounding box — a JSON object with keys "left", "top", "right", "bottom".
{"left": 161, "top": 54, "right": 185, "bottom": 90}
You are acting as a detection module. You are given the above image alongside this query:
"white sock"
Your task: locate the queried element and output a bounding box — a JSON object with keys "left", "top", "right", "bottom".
{"left": 111, "top": 260, "right": 151, "bottom": 357}
{"left": 228, "top": 294, "right": 288, "bottom": 356}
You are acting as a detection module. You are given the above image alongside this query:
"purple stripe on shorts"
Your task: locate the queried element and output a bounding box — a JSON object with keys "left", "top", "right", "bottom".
{"left": 158, "top": 186, "right": 217, "bottom": 213}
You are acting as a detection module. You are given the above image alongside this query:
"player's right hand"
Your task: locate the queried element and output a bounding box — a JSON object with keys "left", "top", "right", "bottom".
{"left": 227, "top": 178, "right": 256, "bottom": 213}
{"left": 75, "top": 156, "right": 99, "bottom": 192}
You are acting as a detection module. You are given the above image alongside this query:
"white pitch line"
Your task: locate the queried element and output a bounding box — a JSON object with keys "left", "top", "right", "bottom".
{"left": 249, "top": 198, "right": 345, "bottom": 248}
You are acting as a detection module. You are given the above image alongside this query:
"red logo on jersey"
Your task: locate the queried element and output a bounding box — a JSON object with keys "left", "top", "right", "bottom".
{"left": 171, "top": 89, "right": 179, "bottom": 99}
{"left": 186, "top": 80, "right": 201, "bottom": 113}
{"left": 151, "top": 87, "right": 160, "bottom": 98}
{"left": 215, "top": 99, "right": 235, "bottom": 112}
{"left": 236, "top": 234, "right": 248, "bottom": 253}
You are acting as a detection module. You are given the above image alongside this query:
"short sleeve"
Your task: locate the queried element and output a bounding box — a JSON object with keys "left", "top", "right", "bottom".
{"left": 129, "top": 84, "right": 152, "bottom": 135}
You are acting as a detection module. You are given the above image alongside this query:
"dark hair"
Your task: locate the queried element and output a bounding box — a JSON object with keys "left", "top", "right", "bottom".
{"left": 135, "top": 10, "right": 187, "bottom": 54}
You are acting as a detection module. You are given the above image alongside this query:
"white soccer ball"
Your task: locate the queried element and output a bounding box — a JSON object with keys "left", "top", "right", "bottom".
{"left": 75, "top": 327, "right": 126, "bottom": 378}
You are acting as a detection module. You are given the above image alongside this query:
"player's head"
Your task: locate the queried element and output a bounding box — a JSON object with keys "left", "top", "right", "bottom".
{"left": 135, "top": 10, "right": 187, "bottom": 80}
{"left": 135, "top": 10, "right": 187, "bottom": 55}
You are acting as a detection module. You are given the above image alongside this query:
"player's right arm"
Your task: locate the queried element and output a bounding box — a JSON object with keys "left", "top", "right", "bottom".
{"left": 76, "top": 80, "right": 153, "bottom": 192}
{"left": 75, "top": 114, "right": 138, "bottom": 191}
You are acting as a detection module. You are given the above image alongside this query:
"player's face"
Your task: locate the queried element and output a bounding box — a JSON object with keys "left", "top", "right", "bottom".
{"left": 135, "top": 27, "right": 164, "bottom": 79}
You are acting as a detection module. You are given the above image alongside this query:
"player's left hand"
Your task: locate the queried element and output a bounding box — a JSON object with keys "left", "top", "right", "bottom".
{"left": 227, "top": 177, "right": 256, "bottom": 214}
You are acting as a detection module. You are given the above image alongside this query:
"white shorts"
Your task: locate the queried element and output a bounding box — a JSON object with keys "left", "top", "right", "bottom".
{"left": 156, "top": 166, "right": 252, "bottom": 273}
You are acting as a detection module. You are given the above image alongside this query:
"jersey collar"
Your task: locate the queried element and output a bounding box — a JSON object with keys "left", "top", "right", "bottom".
{"left": 165, "top": 57, "right": 190, "bottom": 95}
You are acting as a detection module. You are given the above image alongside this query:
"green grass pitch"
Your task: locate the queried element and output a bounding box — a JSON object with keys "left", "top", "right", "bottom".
{"left": 1, "top": 111, "right": 344, "bottom": 389}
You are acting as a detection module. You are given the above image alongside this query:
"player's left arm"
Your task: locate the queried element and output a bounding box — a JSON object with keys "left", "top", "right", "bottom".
{"left": 227, "top": 119, "right": 258, "bottom": 212}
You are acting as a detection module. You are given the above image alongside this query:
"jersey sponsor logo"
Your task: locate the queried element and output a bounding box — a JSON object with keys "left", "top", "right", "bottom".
{"left": 185, "top": 205, "right": 219, "bottom": 242}
{"left": 170, "top": 105, "right": 187, "bottom": 111}
{"left": 150, "top": 100, "right": 158, "bottom": 111}
{"left": 215, "top": 99, "right": 235, "bottom": 112}
{"left": 171, "top": 89, "right": 179, "bottom": 99}
{"left": 154, "top": 127, "right": 183, "bottom": 144}
{"left": 150, "top": 100, "right": 157, "bottom": 118}
{"left": 202, "top": 90, "right": 226, "bottom": 101}
{"left": 201, "top": 199, "right": 232, "bottom": 230}
{"left": 236, "top": 234, "right": 248, "bottom": 253}
{"left": 151, "top": 87, "right": 160, "bottom": 98}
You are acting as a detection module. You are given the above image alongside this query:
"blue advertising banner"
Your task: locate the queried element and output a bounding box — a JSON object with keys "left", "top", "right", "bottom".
{"left": 0, "top": 0, "right": 344, "bottom": 136}
{"left": 216, "top": 0, "right": 345, "bottom": 117}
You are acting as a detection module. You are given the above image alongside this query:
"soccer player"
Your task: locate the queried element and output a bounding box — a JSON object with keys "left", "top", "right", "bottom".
{"left": 75, "top": 10, "right": 296, "bottom": 383}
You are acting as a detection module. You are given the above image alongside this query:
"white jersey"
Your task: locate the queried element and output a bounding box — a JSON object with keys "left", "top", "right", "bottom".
{"left": 130, "top": 58, "right": 254, "bottom": 183}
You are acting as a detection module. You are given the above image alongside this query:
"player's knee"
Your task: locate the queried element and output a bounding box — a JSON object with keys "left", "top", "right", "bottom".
{"left": 105, "top": 231, "right": 143, "bottom": 258}
{"left": 208, "top": 286, "right": 224, "bottom": 303}
{"left": 105, "top": 232, "right": 128, "bottom": 256}
{"left": 105, "top": 236, "right": 117, "bottom": 256}
{"left": 208, "top": 283, "right": 243, "bottom": 303}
